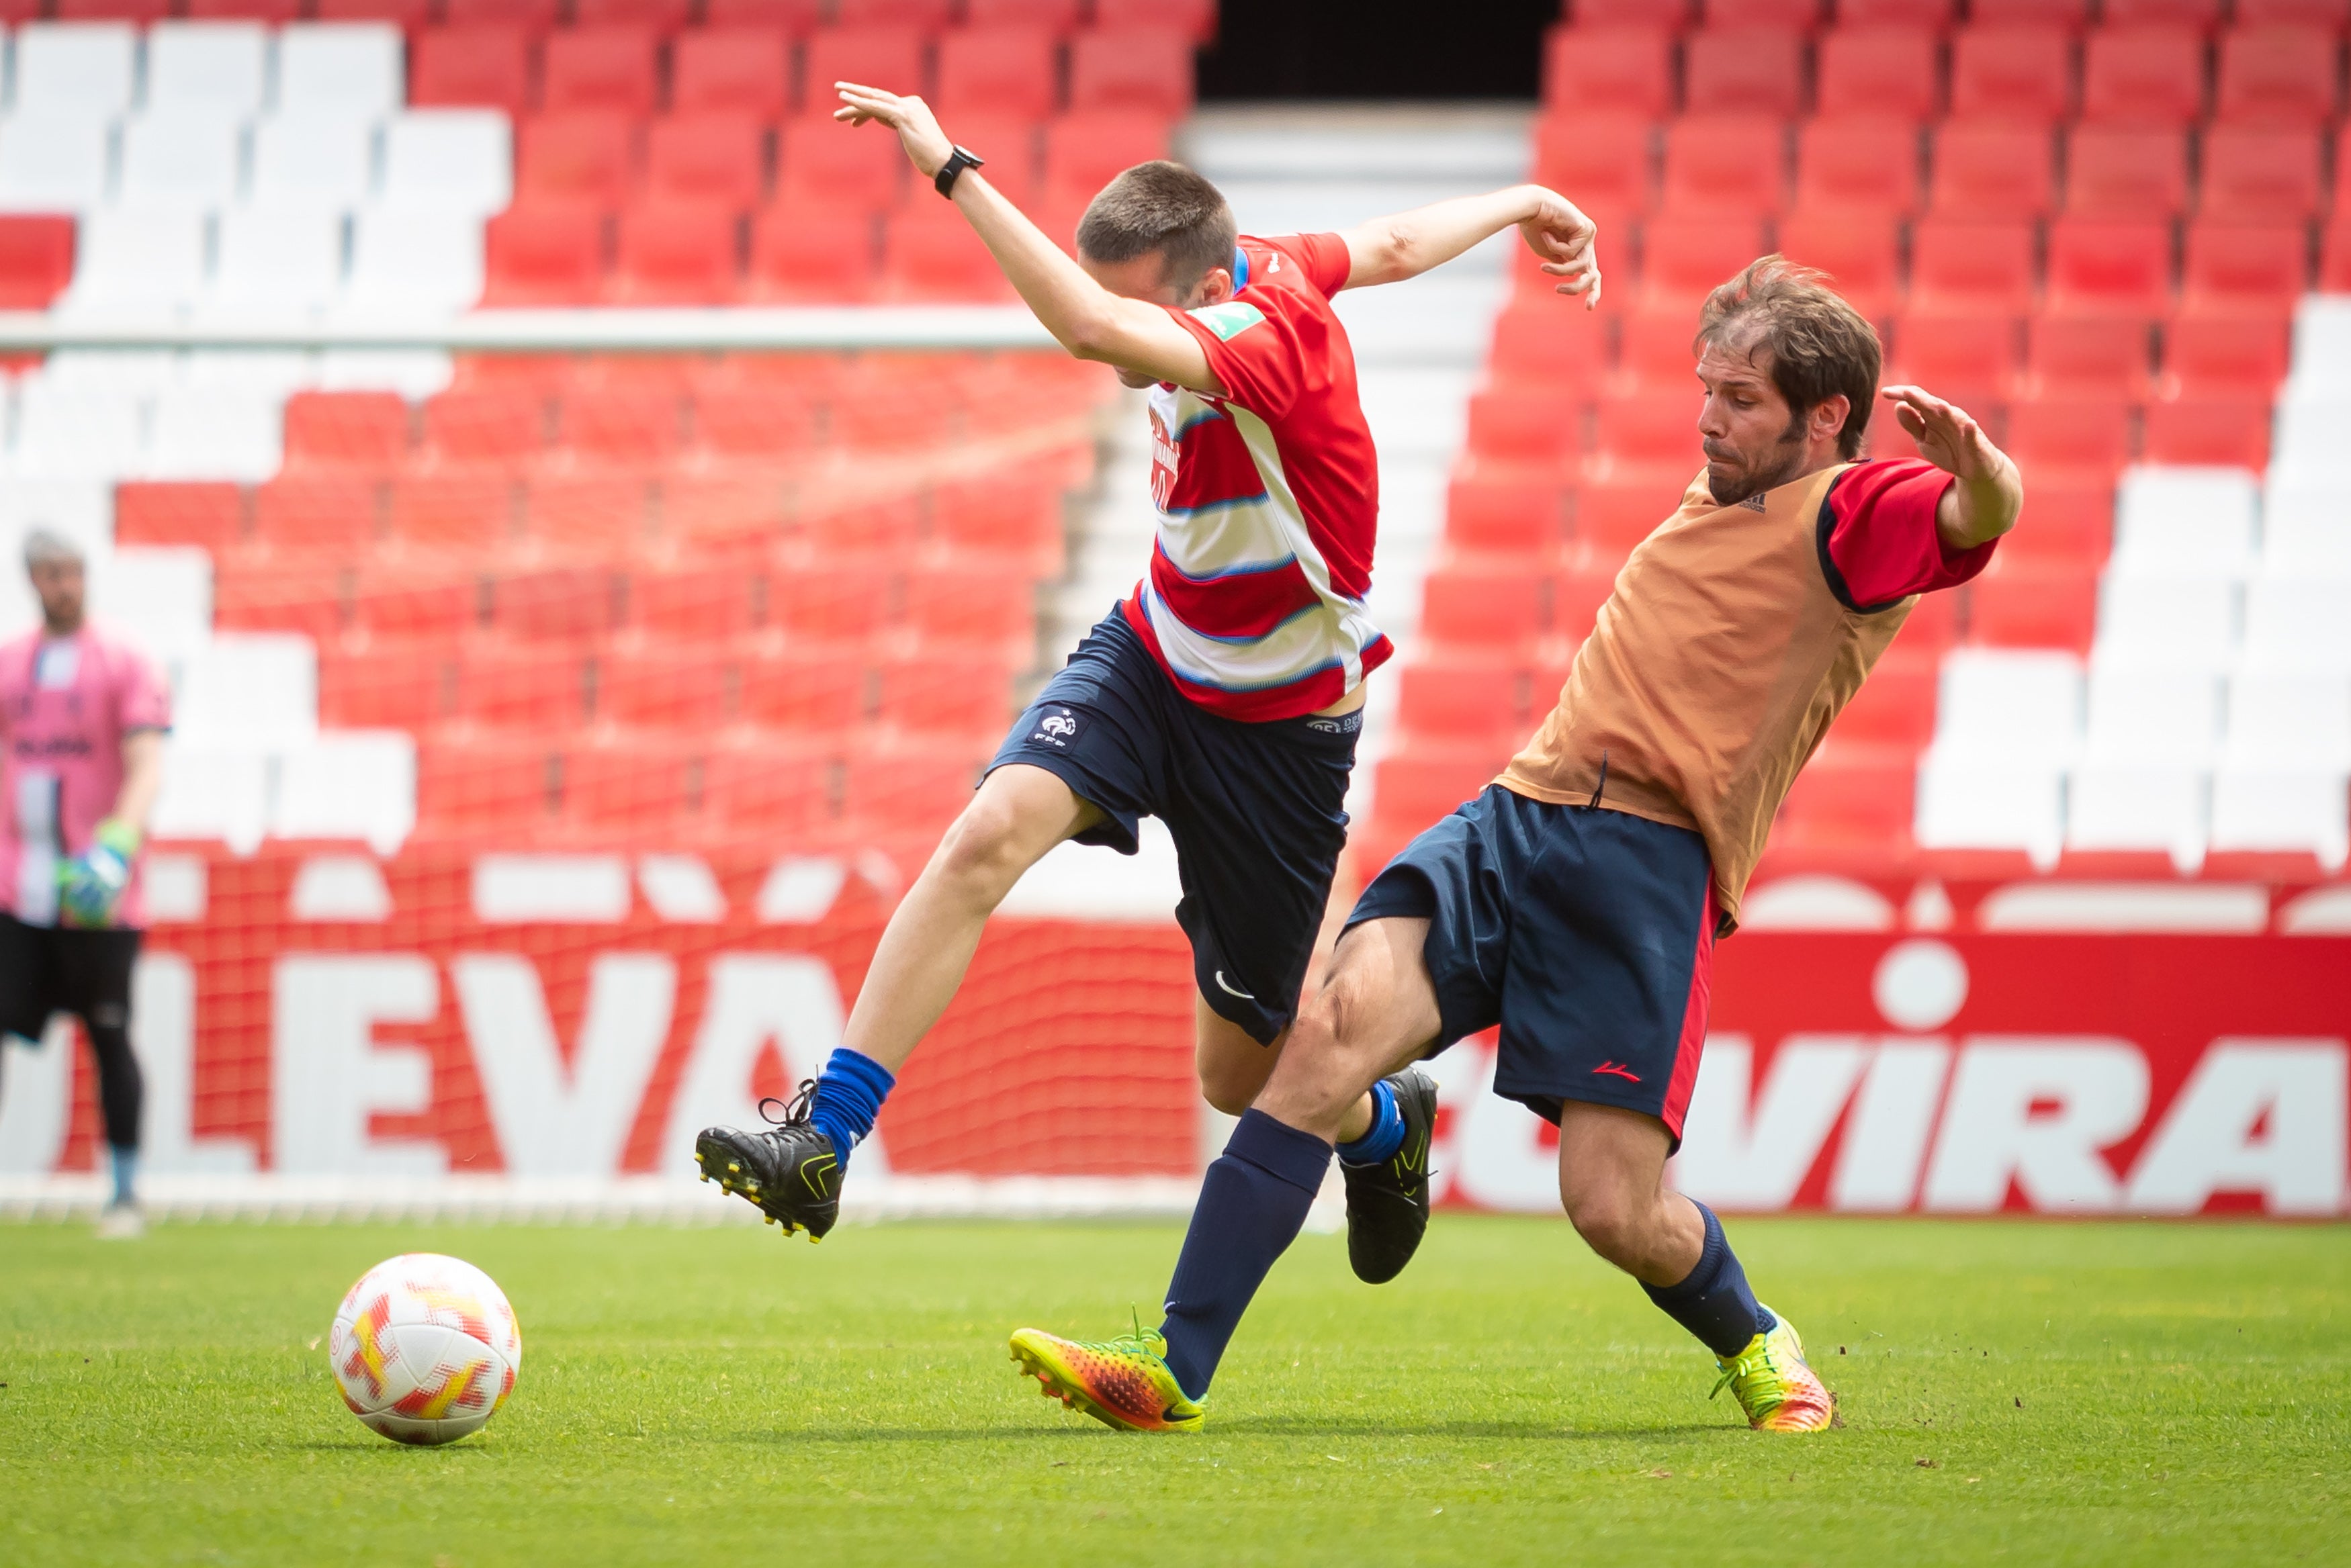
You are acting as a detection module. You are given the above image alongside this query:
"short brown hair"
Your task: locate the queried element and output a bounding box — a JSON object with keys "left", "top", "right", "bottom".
{"left": 1075, "top": 160, "right": 1238, "bottom": 295}
{"left": 1694, "top": 256, "right": 1881, "bottom": 460}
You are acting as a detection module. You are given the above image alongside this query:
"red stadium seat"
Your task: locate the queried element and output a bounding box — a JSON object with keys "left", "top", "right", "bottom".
{"left": 691, "top": 381, "right": 822, "bottom": 457}
{"left": 601, "top": 647, "right": 732, "bottom": 731}
{"left": 319, "top": 647, "right": 449, "bottom": 731}
{"left": 0, "top": 216, "right": 74, "bottom": 310}
{"left": 1532, "top": 113, "right": 1654, "bottom": 224}
{"left": 2079, "top": 25, "right": 2205, "bottom": 127}
{"left": 539, "top": 25, "right": 658, "bottom": 116}
{"left": 1397, "top": 654, "right": 1520, "bottom": 745}
{"left": 929, "top": 112, "right": 1043, "bottom": 201}
{"left": 1568, "top": 0, "right": 1691, "bottom": 24}
{"left": 115, "top": 483, "right": 242, "bottom": 552}
{"left": 1908, "top": 211, "right": 2043, "bottom": 316}
{"left": 314, "top": 0, "right": 434, "bottom": 24}
{"left": 1593, "top": 390, "right": 1701, "bottom": 470}
{"left": 1446, "top": 473, "right": 1570, "bottom": 553}
{"left": 350, "top": 568, "right": 475, "bottom": 641}
{"left": 2101, "top": 0, "right": 2223, "bottom": 27}
{"left": 645, "top": 114, "right": 767, "bottom": 208}
{"left": 881, "top": 203, "right": 1016, "bottom": 302}
{"left": 934, "top": 25, "right": 1059, "bottom": 119}
{"left": 1066, "top": 27, "right": 1195, "bottom": 118}
{"left": 444, "top": 0, "right": 559, "bottom": 26}
{"left": 932, "top": 475, "right": 1063, "bottom": 571}
{"left": 523, "top": 474, "right": 648, "bottom": 552}
{"left": 493, "top": 566, "right": 623, "bottom": 641}
{"left": 1966, "top": 561, "right": 2099, "bottom": 652}
{"left": 423, "top": 388, "right": 547, "bottom": 474}
{"left": 1979, "top": 475, "right": 2110, "bottom": 569}
{"left": 2025, "top": 316, "right": 2156, "bottom": 400}
{"left": 1541, "top": 25, "right": 1676, "bottom": 119}
{"left": 703, "top": 0, "right": 824, "bottom": 26}
{"left": 2199, "top": 126, "right": 2323, "bottom": 222}
{"left": 1639, "top": 216, "right": 1771, "bottom": 304}
{"left": 772, "top": 561, "right": 892, "bottom": 642}
{"left": 457, "top": 642, "right": 589, "bottom": 727}
{"left": 564, "top": 741, "right": 702, "bottom": 835}
{"left": 410, "top": 25, "right": 531, "bottom": 114}
{"left": 842, "top": 747, "right": 986, "bottom": 837}
{"left": 776, "top": 119, "right": 907, "bottom": 212}
{"left": 574, "top": 0, "right": 693, "bottom": 25}
{"left": 2063, "top": 126, "right": 2187, "bottom": 217}
{"left": 2179, "top": 222, "right": 2307, "bottom": 318}
{"left": 2004, "top": 396, "right": 2133, "bottom": 479}
{"left": 1552, "top": 559, "right": 1621, "bottom": 639}
{"left": 253, "top": 476, "right": 380, "bottom": 554}
{"left": 1774, "top": 746, "right": 1918, "bottom": 858}
{"left": 611, "top": 201, "right": 741, "bottom": 304}
{"left": 2164, "top": 314, "right": 2291, "bottom": 398}
{"left": 903, "top": 561, "right": 1034, "bottom": 653}
{"left": 739, "top": 646, "right": 866, "bottom": 733}
{"left": 185, "top": 0, "right": 302, "bottom": 17}
{"left": 392, "top": 474, "right": 519, "bottom": 549}
{"left": 2141, "top": 398, "right": 2271, "bottom": 468}
{"left": 1042, "top": 111, "right": 1173, "bottom": 205}
{"left": 1792, "top": 119, "right": 1923, "bottom": 216}
{"left": 2235, "top": 0, "right": 2349, "bottom": 23}
{"left": 877, "top": 651, "right": 1018, "bottom": 739}
{"left": 1949, "top": 26, "right": 2074, "bottom": 124}
{"left": 1681, "top": 26, "right": 1806, "bottom": 118}
{"left": 53, "top": 0, "right": 171, "bottom": 15}
{"left": 1420, "top": 563, "right": 1544, "bottom": 650}
{"left": 416, "top": 739, "right": 558, "bottom": 835}
{"left": 517, "top": 113, "right": 637, "bottom": 207}
{"left": 485, "top": 205, "right": 607, "bottom": 304}
{"left": 670, "top": 27, "right": 793, "bottom": 117}
{"left": 1926, "top": 120, "right": 2055, "bottom": 217}
{"left": 1967, "top": 0, "right": 2087, "bottom": 24}
{"left": 2215, "top": 25, "right": 2342, "bottom": 126}
{"left": 564, "top": 388, "right": 686, "bottom": 467}
{"left": 803, "top": 26, "right": 928, "bottom": 113}
{"left": 1577, "top": 473, "right": 1684, "bottom": 551}
{"left": 967, "top": 0, "right": 1083, "bottom": 26}
{"left": 282, "top": 392, "right": 411, "bottom": 473}
{"left": 1615, "top": 306, "right": 1709, "bottom": 390}
{"left": 212, "top": 564, "right": 342, "bottom": 642}
{"left": 1773, "top": 210, "right": 1899, "bottom": 316}
{"left": 1705, "top": 0, "right": 1818, "bottom": 23}
{"left": 1826, "top": 646, "right": 1937, "bottom": 747}
{"left": 747, "top": 205, "right": 877, "bottom": 301}
{"left": 1466, "top": 389, "right": 1585, "bottom": 471}
{"left": 834, "top": 0, "right": 952, "bottom": 23}
{"left": 1485, "top": 299, "right": 1611, "bottom": 389}
{"left": 1659, "top": 115, "right": 1787, "bottom": 216}
{"left": 1092, "top": 0, "right": 1216, "bottom": 40}
{"left": 1838, "top": 0, "right": 1952, "bottom": 21}
{"left": 1369, "top": 751, "right": 1513, "bottom": 851}
{"left": 2044, "top": 220, "right": 2173, "bottom": 318}
{"left": 630, "top": 560, "right": 762, "bottom": 641}
{"left": 707, "top": 744, "right": 834, "bottom": 835}
{"left": 1889, "top": 310, "right": 2022, "bottom": 404}
{"left": 1814, "top": 26, "right": 1939, "bottom": 121}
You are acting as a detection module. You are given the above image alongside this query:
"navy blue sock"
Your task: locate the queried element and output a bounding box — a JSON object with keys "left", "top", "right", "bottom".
{"left": 108, "top": 1144, "right": 138, "bottom": 1207}
{"left": 1642, "top": 1200, "right": 1775, "bottom": 1358}
{"left": 1159, "top": 1109, "right": 1333, "bottom": 1401}
{"left": 807, "top": 1048, "right": 895, "bottom": 1172}
{"left": 1334, "top": 1078, "right": 1404, "bottom": 1166}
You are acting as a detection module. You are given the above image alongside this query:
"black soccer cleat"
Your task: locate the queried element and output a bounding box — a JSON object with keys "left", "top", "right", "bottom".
{"left": 1341, "top": 1066, "right": 1438, "bottom": 1285}
{"left": 694, "top": 1081, "right": 843, "bottom": 1242}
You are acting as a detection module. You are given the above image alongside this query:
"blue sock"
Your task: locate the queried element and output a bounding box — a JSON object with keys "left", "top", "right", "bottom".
{"left": 108, "top": 1144, "right": 138, "bottom": 1207}
{"left": 1159, "top": 1109, "right": 1332, "bottom": 1401}
{"left": 1642, "top": 1200, "right": 1774, "bottom": 1358}
{"left": 1335, "top": 1078, "right": 1405, "bottom": 1166}
{"left": 807, "top": 1048, "right": 895, "bottom": 1173}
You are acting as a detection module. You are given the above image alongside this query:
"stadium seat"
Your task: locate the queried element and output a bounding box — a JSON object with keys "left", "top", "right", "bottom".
{"left": 523, "top": 473, "right": 649, "bottom": 552}
{"left": 2198, "top": 126, "right": 2323, "bottom": 223}
{"left": 1552, "top": 559, "right": 1621, "bottom": 639}
{"left": 747, "top": 205, "right": 876, "bottom": 301}
{"left": 0, "top": 116, "right": 110, "bottom": 213}
{"left": 1593, "top": 389, "right": 1703, "bottom": 472}
{"left": 443, "top": 0, "right": 560, "bottom": 27}
{"left": 380, "top": 111, "right": 515, "bottom": 219}
{"left": 1541, "top": 25, "right": 1675, "bottom": 118}
{"left": 706, "top": 743, "right": 834, "bottom": 835}
{"left": 776, "top": 119, "right": 909, "bottom": 213}
{"left": 1890, "top": 310, "right": 2021, "bottom": 404}
{"left": 2006, "top": 396, "right": 2133, "bottom": 481}
{"left": 2178, "top": 222, "right": 2305, "bottom": 318}
{"left": 1813, "top": 25, "right": 1939, "bottom": 120}
{"left": 313, "top": 0, "right": 434, "bottom": 24}
{"left": 669, "top": 28, "right": 793, "bottom": 117}
{"left": 116, "top": 483, "right": 242, "bottom": 552}
{"left": 1042, "top": 111, "right": 1174, "bottom": 205}
{"left": 518, "top": 112, "right": 639, "bottom": 207}
{"left": 58, "top": 210, "right": 207, "bottom": 316}
{"left": 703, "top": 0, "right": 824, "bottom": 25}
{"left": 2215, "top": 24, "right": 2342, "bottom": 126}
{"left": 416, "top": 738, "right": 558, "bottom": 837}
{"left": 2080, "top": 25, "right": 2205, "bottom": 126}
{"left": 2025, "top": 316, "right": 2154, "bottom": 400}
{"left": 738, "top": 646, "right": 865, "bottom": 734}
{"left": 492, "top": 565, "right": 623, "bottom": 643}
{"left": 1906, "top": 219, "right": 2037, "bottom": 314}
{"left": 0, "top": 217, "right": 75, "bottom": 310}
{"left": 1420, "top": 563, "right": 1544, "bottom": 650}
{"left": 1464, "top": 389, "right": 1585, "bottom": 473}
{"left": 1926, "top": 120, "right": 2056, "bottom": 218}
{"left": 934, "top": 25, "right": 1059, "bottom": 119}
{"left": 146, "top": 389, "right": 286, "bottom": 483}
{"left": 1397, "top": 653, "right": 1521, "bottom": 746}
{"left": 1446, "top": 476, "right": 1568, "bottom": 557}
{"left": 251, "top": 116, "right": 374, "bottom": 211}
{"left": 1773, "top": 210, "right": 1899, "bottom": 316}
{"left": 565, "top": 387, "right": 687, "bottom": 469}
{"left": 691, "top": 381, "right": 822, "bottom": 457}
{"left": 1067, "top": 27, "right": 1195, "bottom": 118}
{"left": 843, "top": 746, "right": 985, "bottom": 837}
{"left": 484, "top": 204, "right": 609, "bottom": 305}
{"left": 410, "top": 25, "right": 533, "bottom": 115}
{"left": 211, "top": 210, "right": 345, "bottom": 316}
{"left": 539, "top": 25, "right": 660, "bottom": 116}
{"left": 349, "top": 567, "right": 473, "bottom": 641}
{"left": 1531, "top": 113, "right": 1654, "bottom": 224}
{"left": 1639, "top": 217, "right": 1771, "bottom": 304}
{"left": 600, "top": 647, "right": 732, "bottom": 731}
{"left": 1773, "top": 746, "right": 1918, "bottom": 858}
{"left": 629, "top": 561, "right": 762, "bottom": 642}
{"left": 1967, "top": 0, "right": 2088, "bottom": 25}
{"left": 931, "top": 473, "right": 1064, "bottom": 571}
{"left": 2141, "top": 399, "right": 2270, "bottom": 468}
{"left": 392, "top": 473, "right": 518, "bottom": 551}
{"left": 2102, "top": 0, "right": 2223, "bottom": 25}
{"left": 145, "top": 20, "right": 267, "bottom": 117}
{"left": 213, "top": 564, "right": 344, "bottom": 643}
{"left": 347, "top": 212, "right": 490, "bottom": 316}
{"left": 771, "top": 561, "right": 892, "bottom": 642}
{"left": 1791, "top": 117, "right": 1922, "bottom": 215}
{"left": 118, "top": 111, "right": 242, "bottom": 210}
{"left": 1566, "top": 0, "right": 1691, "bottom": 24}
{"left": 1967, "top": 561, "right": 2100, "bottom": 651}
{"left": 9, "top": 24, "right": 137, "bottom": 121}
{"left": 1948, "top": 26, "right": 2074, "bottom": 124}
{"left": 1659, "top": 116, "right": 1787, "bottom": 216}
{"left": 2237, "top": 0, "right": 2351, "bottom": 19}
{"left": 611, "top": 202, "right": 742, "bottom": 304}
{"left": 2063, "top": 126, "right": 2186, "bottom": 216}
{"left": 802, "top": 26, "right": 928, "bottom": 113}
{"left": 573, "top": 0, "right": 693, "bottom": 26}
{"left": 2045, "top": 220, "right": 2173, "bottom": 318}
{"left": 2098, "top": 569, "right": 2242, "bottom": 668}
{"left": 1370, "top": 751, "right": 1513, "bottom": 850}
{"left": 1703, "top": 0, "right": 1819, "bottom": 24}
{"left": 881, "top": 203, "right": 1018, "bottom": 301}
{"left": 1485, "top": 299, "right": 1611, "bottom": 388}
{"left": 282, "top": 392, "right": 411, "bottom": 473}
{"left": 878, "top": 651, "right": 1017, "bottom": 739}
{"left": 645, "top": 113, "right": 768, "bottom": 208}
{"left": 252, "top": 474, "right": 380, "bottom": 554}
{"left": 275, "top": 23, "right": 404, "bottom": 124}
{"left": 1615, "top": 308, "right": 1709, "bottom": 391}
{"left": 834, "top": 0, "right": 952, "bottom": 21}
{"left": 319, "top": 647, "right": 449, "bottom": 731}
{"left": 1681, "top": 27, "right": 1806, "bottom": 118}
{"left": 1828, "top": 645, "right": 1939, "bottom": 747}
{"left": 2325, "top": 220, "right": 2351, "bottom": 293}
{"left": 423, "top": 388, "right": 549, "bottom": 474}
{"left": 1093, "top": 0, "right": 1215, "bottom": 37}
{"left": 564, "top": 741, "right": 702, "bottom": 835}
{"left": 2163, "top": 314, "right": 2290, "bottom": 398}
{"left": 967, "top": 0, "right": 1083, "bottom": 24}
{"left": 2111, "top": 467, "right": 2258, "bottom": 576}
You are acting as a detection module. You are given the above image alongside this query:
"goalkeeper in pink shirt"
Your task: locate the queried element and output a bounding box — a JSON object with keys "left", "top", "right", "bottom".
{"left": 0, "top": 528, "right": 169, "bottom": 1239}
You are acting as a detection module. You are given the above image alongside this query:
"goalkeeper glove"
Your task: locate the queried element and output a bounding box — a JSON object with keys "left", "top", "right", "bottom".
{"left": 57, "top": 819, "right": 139, "bottom": 929}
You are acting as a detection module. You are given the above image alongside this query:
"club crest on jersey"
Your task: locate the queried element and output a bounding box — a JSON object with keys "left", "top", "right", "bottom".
{"left": 1188, "top": 302, "right": 1266, "bottom": 342}
{"left": 1028, "top": 707, "right": 1085, "bottom": 748}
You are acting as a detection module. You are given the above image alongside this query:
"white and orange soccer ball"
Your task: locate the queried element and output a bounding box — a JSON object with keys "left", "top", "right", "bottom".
{"left": 328, "top": 1253, "right": 523, "bottom": 1446}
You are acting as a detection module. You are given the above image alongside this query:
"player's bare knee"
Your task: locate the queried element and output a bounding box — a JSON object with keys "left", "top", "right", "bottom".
{"left": 1196, "top": 1058, "right": 1263, "bottom": 1118}
{"left": 931, "top": 795, "right": 1034, "bottom": 903}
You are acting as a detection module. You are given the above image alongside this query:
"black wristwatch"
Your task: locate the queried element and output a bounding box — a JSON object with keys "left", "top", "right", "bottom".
{"left": 934, "top": 144, "right": 985, "bottom": 199}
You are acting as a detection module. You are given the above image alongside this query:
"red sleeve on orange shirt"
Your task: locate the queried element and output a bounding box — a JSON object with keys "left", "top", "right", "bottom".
{"left": 1820, "top": 458, "right": 1994, "bottom": 610}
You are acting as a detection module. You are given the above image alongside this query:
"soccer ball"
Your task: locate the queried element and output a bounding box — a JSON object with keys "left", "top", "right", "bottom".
{"left": 328, "top": 1253, "right": 523, "bottom": 1446}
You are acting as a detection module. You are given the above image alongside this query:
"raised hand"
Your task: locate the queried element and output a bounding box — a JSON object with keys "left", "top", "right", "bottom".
{"left": 1519, "top": 189, "right": 1603, "bottom": 310}
{"left": 1880, "top": 384, "right": 2006, "bottom": 481}
{"left": 833, "top": 81, "right": 954, "bottom": 180}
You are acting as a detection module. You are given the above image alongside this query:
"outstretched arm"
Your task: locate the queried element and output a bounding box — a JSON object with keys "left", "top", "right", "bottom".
{"left": 1339, "top": 185, "right": 1603, "bottom": 306}
{"left": 833, "top": 82, "right": 1219, "bottom": 393}
{"left": 1882, "top": 385, "right": 2023, "bottom": 551}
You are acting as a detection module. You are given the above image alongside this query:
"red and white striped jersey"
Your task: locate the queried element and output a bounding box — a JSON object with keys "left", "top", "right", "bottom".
{"left": 1118, "top": 231, "right": 1392, "bottom": 723}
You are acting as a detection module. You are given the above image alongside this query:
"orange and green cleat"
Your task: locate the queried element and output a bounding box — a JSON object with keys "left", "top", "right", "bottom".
{"left": 1008, "top": 1315, "right": 1204, "bottom": 1434}
{"left": 1712, "top": 1307, "right": 1836, "bottom": 1432}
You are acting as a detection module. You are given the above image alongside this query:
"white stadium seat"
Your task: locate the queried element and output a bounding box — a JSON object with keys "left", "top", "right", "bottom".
{"left": 93, "top": 546, "right": 213, "bottom": 667}
{"left": 2111, "top": 467, "right": 2258, "bottom": 572}
{"left": 1916, "top": 749, "right": 2069, "bottom": 865}
{"left": 2209, "top": 765, "right": 2350, "bottom": 868}
{"left": 40, "top": 349, "right": 178, "bottom": 389}
{"left": 343, "top": 210, "right": 485, "bottom": 316}
{"left": 10, "top": 380, "right": 146, "bottom": 478}
{"left": 2226, "top": 670, "right": 2351, "bottom": 766}
{"left": 2083, "top": 664, "right": 2222, "bottom": 760}
{"left": 150, "top": 742, "right": 270, "bottom": 854}
{"left": 210, "top": 208, "right": 345, "bottom": 314}
{"left": 2242, "top": 572, "right": 2351, "bottom": 671}
{"left": 143, "top": 22, "right": 269, "bottom": 120}
{"left": 56, "top": 208, "right": 208, "bottom": 315}
{"left": 144, "top": 387, "right": 286, "bottom": 481}
{"left": 2270, "top": 394, "right": 2348, "bottom": 478}
{"left": 2065, "top": 760, "right": 2208, "bottom": 868}
{"left": 9, "top": 24, "right": 138, "bottom": 122}
{"left": 173, "top": 632, "right": 318, "bottom": 747}
{"left": 317, "top": 349, "right": 455, "bottom": 400}
{"left": 182, "top": 349, "right": 321, "bottom": 400}
{"left": 378, "top": 110, "right": 513, "bottom": 218}
{"left": 2259, "top": 477, "right": 2349, "bottom": 569}
{"left": 1931, "top": 647, "right": 2084, "bottom": 751}
{"left": 275, "top": 24, "right": 405, "bottom": 124}
{"left": 0, "top": 114, "right": 112, "bottom": 212}
{"left": 2094, "top": 570, "right": 2239, "bottom": 667}
{"left": 250, "top": 115, "right": 375, "bottom": 210}
{"left": 118, "top": 111, "right": 245, "bottom": 209}
{"left": 1914, "top": 649, "right": 2084, "bottom": 865}
{"left": 273, "top": 731, "right": 416, "bottom": 854}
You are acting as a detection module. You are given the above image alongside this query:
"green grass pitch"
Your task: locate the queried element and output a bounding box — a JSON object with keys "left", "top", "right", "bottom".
{"left": 4, "top": 1215, "right": 2346, "bottom": 1567}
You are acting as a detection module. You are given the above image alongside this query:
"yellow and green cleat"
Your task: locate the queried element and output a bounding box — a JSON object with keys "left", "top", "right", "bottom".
{"left": 1008, "top": 1315, "right": 1205, "bottom": 1434}
{"left": 1711, "top": 1307, "right": 1836, "bottom": 1432}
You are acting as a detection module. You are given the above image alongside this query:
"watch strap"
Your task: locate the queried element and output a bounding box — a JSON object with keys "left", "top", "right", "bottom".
{"left": 934, "top": 145, "right": 985, "bottom": 199}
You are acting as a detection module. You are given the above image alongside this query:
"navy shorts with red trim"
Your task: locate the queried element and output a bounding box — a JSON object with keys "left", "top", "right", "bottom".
{"left": 1345, "top": 784, "right": 1717, "bottom": 1148}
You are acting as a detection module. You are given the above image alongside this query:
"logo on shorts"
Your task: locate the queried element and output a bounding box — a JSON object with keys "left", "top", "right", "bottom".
{"left": 1028, "top": 707, "right": 1084, "bottom": 749}
{"left": 1592, "top": 1061, "right": 1642, "bottom": 1082}
{"left": 1213, "top": 970, "right": 1257, "bottom": 1001}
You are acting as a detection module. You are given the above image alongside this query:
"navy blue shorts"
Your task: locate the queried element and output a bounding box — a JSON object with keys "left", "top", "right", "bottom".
{"left": 1345, "top": 785, "right": 1717, "bottom": 1148}
{"left": 989, "top": 608, "right": 1360, "bottom": 1045}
